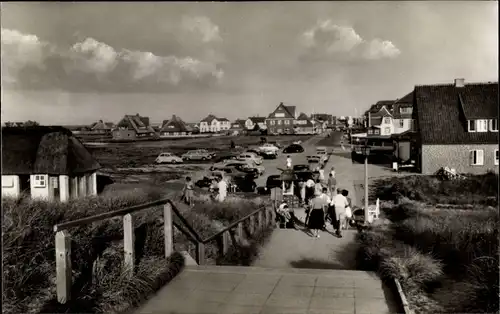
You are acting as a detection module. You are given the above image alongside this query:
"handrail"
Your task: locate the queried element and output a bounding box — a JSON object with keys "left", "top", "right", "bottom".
{"left": 202, "top": 205, "right": 266, "bottom": 244}
{"left": 170, "top": 204, "right": 203, "bottom": 242}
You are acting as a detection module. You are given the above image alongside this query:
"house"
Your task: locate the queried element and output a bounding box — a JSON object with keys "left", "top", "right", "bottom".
{"left": 414, "top": 79, "right": 498, "bottom": 174}
{"left": 159, "top": 115, "right": 192, "bottom": 137}
{"left": 393, "top": 92, "right": 416, "bottom": 134}
{"left": 2, "top": 126, "right": 101, "bottom": 201}
{"left": 229, "top": 119, "right": 246, "bottom": 135}
{"left": 90, "top": 120, "right": 115, "bottom": 134}
{"left": 311, "top": 118, "right": 327, "bottom": 134}
{"left": 199, "top": 115, "right": 231, "bottom": 133}
{"left": 265, "top": 102, "right": 298, "bottom": 135}
{"left": 112, "top": 114, "right": 156, "bottom": 140}
{"left": 293, "top": 113, "right": 315, "bottom": 134}
{"left": 245, "top": 117, "right": 267, "bottom": 130}
{"left": 311, "top": 113, "right": 332, "bottom": 124}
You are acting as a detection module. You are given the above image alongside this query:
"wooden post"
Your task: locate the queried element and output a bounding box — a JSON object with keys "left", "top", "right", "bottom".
{"left": 257, "top": 210, "right": 263, "bottom": 229}
{"left": 196, "top": 242, "right": 205, "bottom": 265}
{"left": 55, "top": 230, "right": 72, "bottom": 304}
{"left": 236, "top": 222, "right": 244, "bottom": 241}
{"left": 249, "top": 215, "right": 255, "bottom": 234}
{"left": 164, "top": 203, "right": 173, "bottom": 258}
{"left": 264, "top": 208, "right": 270, "bottom": 226}
{"left": 222, "top": 231, "right": 230, "bottom": 255}
{"left": 123, "top": 214, "right": 135, "bottom": 278}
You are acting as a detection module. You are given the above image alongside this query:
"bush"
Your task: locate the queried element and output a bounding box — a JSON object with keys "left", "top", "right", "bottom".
{"left": 355, "top": 200, "right": 499, "bottom": 314}
{"left": 2, "top": 189, "right": 272, "bottom": 314}
{"left": 372, "top": 172, "right": 498, "bottom": 205}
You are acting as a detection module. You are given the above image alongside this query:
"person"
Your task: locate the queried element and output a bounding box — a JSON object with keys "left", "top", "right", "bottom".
{"left": 276, "top": 202, "right": 296, "bottom": 229}
{"left": 318, "top": 167, "right": 325, "bottom": 183}
{"left": 308, "top": 190, "right": 328, "bottom": 238}
{"left": 182, "top": 176, "right": 194, "bottom": 206}
{"left": 342, "top": 189, "right": 353, "bottom": 230}
{"left": 216, "top": 175, "right": 228, "bottom": 202}
{"left": 286, "top": 155, "right": 292, "bottom": 169}
{"left": 298, "top": 179, "right": 306, "bottom": 206}
{"left": 319, "top": 187, "right": 331, "bottom": 230}
{"left": 331, "top": 188, "right": 349, "bottom": 237}
{"left": 327, "top": 173, "right": 337, "bottom": 198}
{"left": 330, "top": 166, "right": 336, "bottom": 178}
{"left": 305, "top": 176, "right": 315, "bottom": 204}
{"left": 314, "top": 179, "right": 323, "bottom": 196}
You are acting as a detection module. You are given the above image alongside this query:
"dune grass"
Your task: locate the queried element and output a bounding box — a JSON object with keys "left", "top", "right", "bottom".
{"left": 2, "top": 188, "right": 272, "bottom": 314}
{"left": 356, "top": 173, "right": 499, "bottom": 314}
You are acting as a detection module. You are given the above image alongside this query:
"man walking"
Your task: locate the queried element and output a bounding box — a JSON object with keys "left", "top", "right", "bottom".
{"left": 331, "top": 187, "right": 349, "bottom": 237}
{"left": 327, "top": 173, "right": 337, "bottom": 198}
{"left": 286, "top": 155, "right": 292, "bottom": 169}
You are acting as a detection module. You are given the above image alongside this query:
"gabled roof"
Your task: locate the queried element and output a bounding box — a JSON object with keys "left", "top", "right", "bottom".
{"left": 91, "top": 120, "right": 114, "bottom": 130}
{"left": 370, "top": 106, "right": 393, "bottom": 118}
{"left": 1, "top": 126, "right": 101, "bottom": 175}
{"left": 415, "top": 82, "right": 498, "bottom": 145}
{"left": 117, "top": 114, "right": 155, "bottom": 134}
{"left": 248, "top": 117, "right": 266, "bottom": 123}
{"left": 201, "top": 114, "right": 218, "bottom": 123}
{"left": 160, "top": 115, "right": 189, "bottom": 133}
{"left": 218, "top": 117, "right": 230, "bottom": 122}
{"left": 267, "top": 102, "right": 295, "bottom": 119}
{"left": 296, "top": 113, "right": 309, "bottom": 120}
{"left": 311, "top": 114, "right": 332, "bottom": 122}
{"left": 395, "top": 92, "right": 413, "bottom": 104}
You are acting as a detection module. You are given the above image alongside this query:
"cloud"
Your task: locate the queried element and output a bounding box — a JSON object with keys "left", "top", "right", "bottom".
{"left": 181, "top": 16, "right": 222, "bottom": 43}
{"left": 300, "top": 20, "right": 401, "bottom": 61}
{"left": 1, "top": 28, "right": 224, "bottom": 92}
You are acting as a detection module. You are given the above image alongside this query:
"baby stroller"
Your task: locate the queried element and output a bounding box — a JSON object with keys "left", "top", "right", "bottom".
{"left": 276, "top": 203, "right": 296, "bottom": 229}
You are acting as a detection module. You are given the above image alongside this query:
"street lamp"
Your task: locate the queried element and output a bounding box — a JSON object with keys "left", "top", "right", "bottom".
{"left": 360, "top": 145, "right": 371, "bottom": 223}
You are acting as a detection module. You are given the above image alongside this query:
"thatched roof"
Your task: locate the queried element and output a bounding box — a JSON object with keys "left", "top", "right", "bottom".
{"left": 1, "top": 126, "right": 101, "bottom": 175}
{"left": 160, "top": 115, "right": 189, "bottom": 133}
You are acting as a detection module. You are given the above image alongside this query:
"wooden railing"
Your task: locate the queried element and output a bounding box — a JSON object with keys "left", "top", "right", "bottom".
{"left": 52, "top": 199, "right": 275, "bottom": 304}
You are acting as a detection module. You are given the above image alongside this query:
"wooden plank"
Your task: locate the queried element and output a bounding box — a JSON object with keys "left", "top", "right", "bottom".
{"left": 264, "top": 207, "right": 270, "bottom": 226}
{"left": 55, "top": 230, "right": 72, "bottom": 304}
{"left": 249, "top": 215, "right": 255, "bottom": 234}
{"left": 164, "top": 203, "right": 173, "bottom": 258}
{"left": 123, "top": 214, "right": 135, "bottom": 277}
{"left": 236, "top": 222, "right": 244, "bottom": 241}
{"left": 257, "top": 210, "right": 263, "bottom": 229}
{"left": 196, "top": 243, "right": 205, "bottom": 265}
{"left": 222, "top": 231, "right": 230, "bottom": 255}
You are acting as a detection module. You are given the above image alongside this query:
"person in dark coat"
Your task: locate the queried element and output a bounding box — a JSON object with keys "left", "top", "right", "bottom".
{"left": 307, "top": 190, "right": 328, "bottom": 238}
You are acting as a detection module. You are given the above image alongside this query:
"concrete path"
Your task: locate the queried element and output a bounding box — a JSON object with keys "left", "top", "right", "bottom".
{"left": 136, "top": 265, "right": 398, "bottom": 314}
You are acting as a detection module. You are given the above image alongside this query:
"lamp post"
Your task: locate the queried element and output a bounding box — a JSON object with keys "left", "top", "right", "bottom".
{"left": 360, "top": 145, "right": 371, "bottom": 223}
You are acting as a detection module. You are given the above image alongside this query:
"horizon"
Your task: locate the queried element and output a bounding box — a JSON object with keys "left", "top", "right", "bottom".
{"left": 1, "top": 2, "right": 498, "bottom": 125}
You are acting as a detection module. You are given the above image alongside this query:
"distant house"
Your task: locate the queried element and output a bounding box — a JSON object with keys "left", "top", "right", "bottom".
{"left": 1, "top": 126, "right": 101, "bottom": 201}
{"left": 392, "top": 92, "right": 416, "bottom": 134}
{"left": 245, "top": 117, "right": 267, "bottom": 130}
{"left": 199, "top": 115, "right": 230, "bottom": 133}
{"left": 415, "top": 79, "right": 498, "bottom": 174}
{"left": 159, "top": 115, "right": 192, "bottom": 137}
{"left": 89, "top": 120, "right": 115, "bottom": 134}
{"left": 294, "top": 113, "right": 315, "bottom": 134}
{"left": 230, "top": 119, "right": 246, "bottom": 135}
{"left": 311, "top": 118, "right": 327, "bottom": 134}
{"left": 112, "top": 114, "right": 156, "bottom": 140}
{"left": 368, "top": 107, "right": 394, "bottom": 136}
{"left": 266, "top": 102, "right": 298, "bottom": 135}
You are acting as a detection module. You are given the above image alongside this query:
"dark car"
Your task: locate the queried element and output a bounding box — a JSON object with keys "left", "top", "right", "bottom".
{"left": 260, "top": 151, "right": 277, "bottom": 159}
{"left": 293, "top": 164, "right": 310, "bottom": 172}
{"left": 195, "top": 176, "right": 212, "bottom": 188}
{"left": 283, "top": 144, "right": 304, "bottom": 154}
{"left": 233, "top": 174, "right": 257, "bottom": 192}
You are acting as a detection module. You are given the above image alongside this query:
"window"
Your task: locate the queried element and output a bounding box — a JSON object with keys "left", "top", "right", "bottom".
{"left": 270, "top": 120, "right": 275, "bottom": 125}
{"left": 277, "top": 120, "right": 282, "bottom": 125}
{"left": 368, "top": 129, "right": 373, "bottom": 134}
{"left": 399, "top": 120, "right": 404, "bottom": 128}
{"left": 477, "top": 119, "right": 488, "bottom": 132}
{"left": 490, "top": 119, "right": 498, "bottom": 132}
{"left": 384, "top": 127, "right": 391, "bottom": 134}
{"left": 400, "top": 107, "right": 413, "bottom": 114}
{"left": 470, "top": 150, "right": 484, "bottom": 166}
{"left": 374, "top": 129, "right": 380, "bottom": 135}
{"left": 495, "top": 149, "right": 499, "bottom": 166}
{"left": 277, "top": 128, "right": 283, "bottom": 133}
{"left": 275, "top": 113, "right": 285, "bottom": 118}
{"left": 383, "top": 117, "right": 391, "bottom": 124}
{"left": 284, "top": 120, "right": 290, "bottom": 125}
{"left": 468, "top": 120, "right": 476, "bottom": 132}
{"left": 33, "top": 175, "right": 46, "bottom": 187}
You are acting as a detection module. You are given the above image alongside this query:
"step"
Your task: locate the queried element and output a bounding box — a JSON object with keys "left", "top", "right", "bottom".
{"left": 135, "top": 265, "right": 397, "bottom": 314}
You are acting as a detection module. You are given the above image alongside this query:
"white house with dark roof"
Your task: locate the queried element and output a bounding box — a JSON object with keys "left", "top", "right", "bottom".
{"left": 414, "top": 78, "right": 498, "bottom": 174}
{"left": 1, "top": 126, "right": 101, "bottom": 201}
{"left": 199, "top": 114, "right": 230, "bottom": 133}
{"left": 294, "top": 113, "right": 315, "bottom": 134}
{"left": 245, "top": 117, "right": 267, "bottom": 130}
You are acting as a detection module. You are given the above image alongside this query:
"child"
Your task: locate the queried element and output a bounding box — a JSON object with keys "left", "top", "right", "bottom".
{"left": 182, "top": 176, "right": 194, "bottom": 206}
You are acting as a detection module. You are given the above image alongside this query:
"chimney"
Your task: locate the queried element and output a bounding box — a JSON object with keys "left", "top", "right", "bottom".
{"left": 454, "top": 78, "right": 465, "bottom": 87}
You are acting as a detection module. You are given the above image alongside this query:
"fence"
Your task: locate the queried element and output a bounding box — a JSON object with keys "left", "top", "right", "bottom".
{"left": 52, "top": 199, "right": 275, "bottom": 304}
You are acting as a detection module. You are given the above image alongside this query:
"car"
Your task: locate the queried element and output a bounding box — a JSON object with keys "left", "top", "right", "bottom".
{"left": 283, "top": 144, "right": 304, "bottom": 154}
{"left": 211, "top": 161, "right": 262, "bottom": 176}
{"left": 307, "top": 155, "right": 321, "bottom": 163}
{"left": 196, "top": 149, "right": 217, "bottom": 158}
{"left": 213, "top": 152, "right": 240, "bottom": 163}
{"left": 268, "top": 141, "right": 283, "bottom": 148}
{"left": 258, "top": 143, "right": 280, "bottom": 154}
{"left": 232, "top": 175, "right": 257, "bottom": 193}
{"left": 265, "top": 174, "right": 282, "bottom": 190}
{"left": 237, "top": 152, "right": 263, "bottom": 165}
{"left": 155, "top": 152, "right": 183, "bottom": 164}
{"left": 181, "top": 150, "right": 213, "bottom": 161}
{"left": 293, "top": 164, "right": 311, "bottom": 172}
{"left": 260, "top": 151, "right": 277, "bottom": 159}
{"left": 293, "top": 140, "right": 302, "bottom": 145}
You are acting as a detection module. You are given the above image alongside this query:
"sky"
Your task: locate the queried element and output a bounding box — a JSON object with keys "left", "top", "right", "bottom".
{"left": 1, "top": 1, "right": 498, "bottom": 125}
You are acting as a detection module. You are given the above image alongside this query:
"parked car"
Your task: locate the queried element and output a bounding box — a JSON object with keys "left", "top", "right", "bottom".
{"left": 266, "top": 174, "right": 282, "bottom": 190}
{"left": 210, "top": 161, "right": 262, "bottom": 177}
{"left": 293, "top": 164, "right": 311, "bottom": 172}
{"left": 260, "top": 150, "right": 277, "bottom": 159}
{"left": 307, "top": 155, "right": 321, "bottom": 163}
{"left": 213, "top": 152, "right": 240, "bottom": 163}
{"left": 258, "top": 143, "right": 280, "bottom": 154}
{"left": 232, "top": 175, "right": 257, "bottom": 193}
{"left": 181, "top": 150, "right": 214, "bottom": 161}
{"left": 155, "top": 152, "right": 183, "bottom": 164}
{"left": 196, "top": 149, "right": 217, "bottom": 158}
{"left": 283, "top": 144, "right": 304, "bottom": 154}
{"left": 238, "top": 152, "right": 263, "bottom": 165}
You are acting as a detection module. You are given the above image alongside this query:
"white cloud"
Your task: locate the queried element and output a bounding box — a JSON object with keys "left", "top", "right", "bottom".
{"left": 300, "top": 20, "right": 401, "bottom": 61}
{"left": 182, "top": 16, "right": 222, "bottom": 43}
{"left": 0, "top": 28, "right": 224, "bottom": 91}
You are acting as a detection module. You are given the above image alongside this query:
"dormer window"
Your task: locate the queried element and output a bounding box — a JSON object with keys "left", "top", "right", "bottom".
{"left": 490, "top": 119, "right": 498, "bottom": 132}
{"left": 477, "top": 119, "right": 488, "bottom": 132}
{"left": 468, "top": 120, "right": 476, "bottom": 132}
{"left": 468, "top": 119, "right": 492, "bottom": 132}
{"left": 383, "top": 117, "right": 391, "bottom": 124}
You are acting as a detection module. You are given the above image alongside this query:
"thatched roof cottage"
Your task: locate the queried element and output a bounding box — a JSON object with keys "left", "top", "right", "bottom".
{"left": 1, "top": 126, "right": 101, "bottom": 201}
{"left": 159, "top": 115, "right": 192, "bottom": 137}
{"left": 113, "top": 114, "right": 157, "bottom": 140}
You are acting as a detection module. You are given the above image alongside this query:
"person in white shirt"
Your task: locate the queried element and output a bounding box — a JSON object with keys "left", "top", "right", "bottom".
{"left": 305, "top": 176, "right": 315, "bottom": 204}
{"left": 286, "top": 155, "right": 292, "bottom": 169}
{"left": 318, "top": 168, "right": 325, "bottom": 182}
{"left": 216, "top": 175, "right": 227, "bottom": 202}
{"left": 330, "top": 167, "right": 336, "bottom": 178}
{"left": 331, "top": 188, "right": 349, "bottom": 237}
